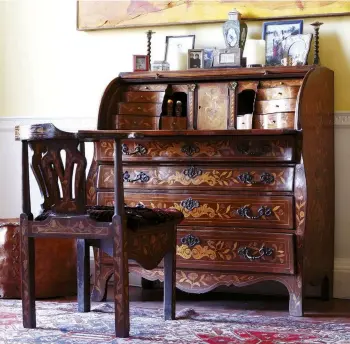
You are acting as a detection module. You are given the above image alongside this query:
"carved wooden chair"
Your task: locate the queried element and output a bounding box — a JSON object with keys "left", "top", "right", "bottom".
{"left": 16, "top": 123, "right": 183, "bottom": 338}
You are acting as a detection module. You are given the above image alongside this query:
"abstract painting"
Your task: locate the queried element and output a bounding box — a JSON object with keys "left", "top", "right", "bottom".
{"left": 77, "top": 0, "right": 350, "bottom": 31}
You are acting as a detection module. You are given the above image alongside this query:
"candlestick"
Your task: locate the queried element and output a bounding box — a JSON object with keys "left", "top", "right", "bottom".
{"left": 146, "top": 30, "right": 155, "bottom": 69}
{"left": 310, "top": 21, "right": 323, "bottom": 65}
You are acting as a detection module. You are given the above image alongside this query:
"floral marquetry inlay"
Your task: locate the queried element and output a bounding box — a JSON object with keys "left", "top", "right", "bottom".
{"left": 197, "top": 83, "right": 229, "bottom": 130}
{"left": 176, "top": 240, "right": 286, "bottom": 264}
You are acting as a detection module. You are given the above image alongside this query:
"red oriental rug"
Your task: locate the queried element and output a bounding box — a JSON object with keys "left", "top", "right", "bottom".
{"left": 1, "top": 299, "right": 350, "bottom": 343}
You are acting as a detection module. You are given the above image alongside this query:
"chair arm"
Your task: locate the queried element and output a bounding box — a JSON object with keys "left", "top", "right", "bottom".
{"left": 15, "top": 123, "right": 78, "bottom": 142}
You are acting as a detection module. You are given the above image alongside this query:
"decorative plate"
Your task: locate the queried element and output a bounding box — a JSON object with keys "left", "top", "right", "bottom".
{"left": 282, "top": 33, "right": 313, "bottom": 66}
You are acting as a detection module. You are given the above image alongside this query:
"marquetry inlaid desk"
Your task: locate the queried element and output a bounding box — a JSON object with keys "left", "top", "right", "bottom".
{"left": 84, "top": 65, "right": 334, "bottom": 316}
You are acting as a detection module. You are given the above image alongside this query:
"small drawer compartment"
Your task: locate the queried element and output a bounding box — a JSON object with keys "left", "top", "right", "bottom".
{"left": 118, "top": 102, "right": 162, "bottom": 116}
{"left": 160, "top": 117, "right": 187, "bottom": 130}
{"left": 255, "top": 99, "right": 296, "bottom": 114}
{"left": 125, "top": 84, "right": 168, "bottom": 92}
{"left": 115, "top": 115, "right": 159, "bottom": 130}
{"left": 97, "top": 164, "right": 294, "bottom": 192}
{"left": 97, "top": 192, "right": 294, "bottom": 229}
{"left": 259, "top": 79, "right": 303, "bottom": 88}
{"left": 253, "top": 112, "right": 295, "bottom": 129}
{"left": 122, "top": 91, "right": 165, "bottom": 103}
{"left": 176, "top": 228, "right": 295, "bottom": 274}
{"left": 257, "top": 86, "right": 300, "bottom": 101}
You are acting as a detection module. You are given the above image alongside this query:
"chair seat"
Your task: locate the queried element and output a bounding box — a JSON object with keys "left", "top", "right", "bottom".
{"left": 35, "top": 205, "right": 184, "bottom": 231}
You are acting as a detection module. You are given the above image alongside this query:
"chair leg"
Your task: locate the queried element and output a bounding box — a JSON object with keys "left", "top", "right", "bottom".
{"left": 113, "top": 217, "right": 130, "bottom": 338}
{"left": 20, "top": 216, "right": 36, "bottom": 328}
{"left": 77, "top": 239, "right": 91, "bottom": 312}
{"left": 164, "top": 226, "right": 176, "bottom": 320}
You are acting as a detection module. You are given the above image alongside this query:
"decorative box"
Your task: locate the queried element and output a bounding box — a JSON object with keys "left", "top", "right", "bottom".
{"left": 151, "top": 60, "right": 170, "bottom": 71}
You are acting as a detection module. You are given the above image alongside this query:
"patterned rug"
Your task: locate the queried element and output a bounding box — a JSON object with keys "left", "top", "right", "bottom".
{"left": 1, "top": 299, "right": 350, "bottom": 343}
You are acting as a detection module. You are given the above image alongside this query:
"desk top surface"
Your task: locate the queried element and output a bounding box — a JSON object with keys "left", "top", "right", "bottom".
{"left": 78, "top": 129, "right": 301, "bottom": 140}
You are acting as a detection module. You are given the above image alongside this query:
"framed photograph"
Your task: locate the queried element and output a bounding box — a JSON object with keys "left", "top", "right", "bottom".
{"left": 133, "top": 55, "right": 149, "bottom": 72}
{"left": 188, "top": 49, "right": 204, "bottom": 69}
{"left": 262, "top": 20, "right": 303, "bottom": 66}
{"left": 283, "top": 33, "right": 313, "bottom": 66}
{"left": 203, "top": 48, "right": 215, "bottom": 69}
{"left": 165, "top": 35, "right": 195, "bottom": 69}
{"left": 213, "top": 48, "right": 241, "bottom": 68}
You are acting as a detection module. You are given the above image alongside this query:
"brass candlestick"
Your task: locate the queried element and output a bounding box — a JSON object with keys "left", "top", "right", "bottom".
{"left": 311, "top": 21, "right": 323, "bottom": 65}
{"left": 146, "top": 30, "right": 155, "bottom": 69}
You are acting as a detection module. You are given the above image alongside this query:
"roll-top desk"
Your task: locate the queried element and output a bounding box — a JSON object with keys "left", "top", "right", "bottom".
{"left": 88, "top": 66, "right": 334, "bottom": 316}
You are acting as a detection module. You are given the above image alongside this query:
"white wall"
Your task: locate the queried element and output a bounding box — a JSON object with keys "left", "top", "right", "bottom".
{"left": 1, "top": 0, "right": 350, "bottom": 298}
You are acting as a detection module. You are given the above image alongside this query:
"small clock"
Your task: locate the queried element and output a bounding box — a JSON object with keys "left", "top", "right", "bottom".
{"left": 133, "top": 55, "right": 150, "bottom": 72}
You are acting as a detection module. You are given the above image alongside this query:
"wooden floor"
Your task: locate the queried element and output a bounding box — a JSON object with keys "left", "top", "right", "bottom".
{"left": 105, "top": 285, "right": 350, "bottom": 321}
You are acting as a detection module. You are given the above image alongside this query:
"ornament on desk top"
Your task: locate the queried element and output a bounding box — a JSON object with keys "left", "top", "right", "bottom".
{"left": 151, "top": 60, "right": 170, "bottom": 71}
{"left": 310, "top": 21, "right": 323, "bottom": 65}
{"left": 133, "top": 55, "right": 150, "bottom": 72}
{"left": 223, "top": 9, "right": 248, "bottom": 51}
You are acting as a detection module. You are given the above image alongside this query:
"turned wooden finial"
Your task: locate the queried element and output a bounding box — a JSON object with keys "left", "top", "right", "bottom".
{"left": 311, "top": 21, "right": 323, "bottom": 65}
{"left": 146, "top": 30, "right": 155, "bottom": 69}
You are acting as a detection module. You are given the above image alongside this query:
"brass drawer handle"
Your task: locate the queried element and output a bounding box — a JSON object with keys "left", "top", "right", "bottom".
{"left": 137, "top": 106, "right": 142, "bottom": 110}
{"left": 180, "top": 197, "right": 200, "bottom": 211}
{"left": 123, "top": 171, "right": 150, "bottom": 183}
{"left": 181, "top": 144, "right": 200, "bottom": 157}
{"left": 237, "top": 143, "right": 272, "bottom": 156}
{"left": 237, "top": 205, "right": 272, "bottom": 219}
{"left": 238, "top": 246, "right": 274, "bottom": 261}
{"left": 237, "top": 172, "right": 274, "bottom": 185}
{"left": 180, "top": 234, "right": 200, "bottom": 248}
{"left": 121, "top": 143, "right": 147, "bottom": 156}
{"left": 183, "top": 166, "right": 203, "bottom": 179}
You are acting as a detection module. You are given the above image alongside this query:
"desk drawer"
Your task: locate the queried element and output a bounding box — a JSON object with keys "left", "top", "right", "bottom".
{"left": 176, "top": 228, "right": 295, "bottom": 274}
{"left": 118, "top": 102, "right": 162, "bottom": 116}
{"left": 125, "top": 84, "right": 168, "bottom": 92}
{"left": 97, "top": 165, "right": 294, "bottom": 192}
{"left": 122, "top": 91, "right": 165, "bottom": 103}
{"left": 253, "top": 112, "right": 295, "bottom": 130}
{"left": 97, "top": 192, "right": 294, "bottom": 229}
{"left": 115, "top": 115, "right": 159, "bottom": 130}
{"left": 256, "top": 99, "right": 296, "bottom": 114}
{"left": 259, "top": 79, "right": 303, "bottom": 88}
{"left": 95, "top": 137, "right": 296, "bottom": 162}
{"left": 257, "top": 87, "right": 299, "bottom": 101}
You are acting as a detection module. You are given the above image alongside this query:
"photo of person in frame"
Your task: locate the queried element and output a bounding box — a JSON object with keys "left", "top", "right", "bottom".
{"left": 188, "top": 50, "right": 203, "bottom": 69}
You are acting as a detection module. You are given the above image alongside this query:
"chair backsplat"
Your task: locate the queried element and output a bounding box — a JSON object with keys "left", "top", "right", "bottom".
{"left": 29, "top": 140, "right": 87, "bottom": 214}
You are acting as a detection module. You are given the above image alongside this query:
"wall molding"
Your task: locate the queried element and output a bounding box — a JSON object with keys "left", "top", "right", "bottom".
{"left": 335, "top": 112, "right": 350, "bottom": 127}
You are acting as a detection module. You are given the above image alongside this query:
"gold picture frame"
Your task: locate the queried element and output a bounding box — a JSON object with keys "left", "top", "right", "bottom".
{"left": 77, "top": 1, "right": 350, "bottom": 31}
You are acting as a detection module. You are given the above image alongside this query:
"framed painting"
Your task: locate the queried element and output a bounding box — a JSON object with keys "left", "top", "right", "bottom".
{"left": 263, "top": 19, "right": 303, "bottom": 66}
{"left": 77, "top": 0, "right": 350, "bottom": 31}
